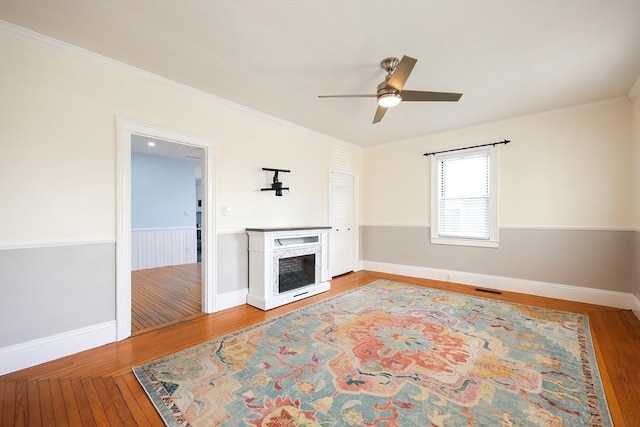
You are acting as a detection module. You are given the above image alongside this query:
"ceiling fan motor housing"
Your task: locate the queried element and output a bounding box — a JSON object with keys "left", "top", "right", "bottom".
{"left": 380, "top": 57, "right": 400, "bottom": 74}
{"left": 377, "top": 79, "right": 402, "bottom": 106}
{"left": 377, "top": 81, "right": 400, "bottom": 97}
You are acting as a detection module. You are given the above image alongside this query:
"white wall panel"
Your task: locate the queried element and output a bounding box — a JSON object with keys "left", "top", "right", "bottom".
{"left": 131, "top": 227, "right": 197, "bottom": 270}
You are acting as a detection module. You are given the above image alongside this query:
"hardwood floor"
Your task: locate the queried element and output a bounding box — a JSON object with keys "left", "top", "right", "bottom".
{"left": 1, "top": 271, "right": 639, "bottom": 426}
{"left": 131, "top": 264, "right": 202, "bottom": 335}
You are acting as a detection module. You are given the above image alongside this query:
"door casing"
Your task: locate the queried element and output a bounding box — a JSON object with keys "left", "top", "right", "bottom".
{"left": 116, "top": 118, "right": 216, "bottom": 341}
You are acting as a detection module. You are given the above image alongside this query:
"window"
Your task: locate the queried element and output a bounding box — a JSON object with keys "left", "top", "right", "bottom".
{"left": 430, "top": 146, "right": 499, "bottom": 247}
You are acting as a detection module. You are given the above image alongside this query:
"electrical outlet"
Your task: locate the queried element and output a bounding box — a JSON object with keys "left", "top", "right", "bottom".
{"left": 221, "top": 205, "right": 232, "bottom": 216}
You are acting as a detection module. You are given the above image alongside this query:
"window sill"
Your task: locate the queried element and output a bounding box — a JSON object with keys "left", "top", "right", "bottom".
{"left": 430, "top": 237, "right": 499, "bottom": 248}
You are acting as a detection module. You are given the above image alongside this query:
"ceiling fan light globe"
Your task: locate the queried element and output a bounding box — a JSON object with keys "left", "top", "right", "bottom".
{"left": 377, "top": 93, "right": 402, "bottom": 108}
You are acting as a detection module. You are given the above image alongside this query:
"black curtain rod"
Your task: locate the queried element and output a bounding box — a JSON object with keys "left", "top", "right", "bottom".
{"left": 423, "top": 139, "right": 510, "bottom": 156}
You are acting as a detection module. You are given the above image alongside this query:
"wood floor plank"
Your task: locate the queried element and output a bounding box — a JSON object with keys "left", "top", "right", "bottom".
{"left": 70, "top": 377, "right": 96, "bottom": 427}
{"left": 590, "top": 310, "right": 640, "bottom": 426}
{"left": 103, "top": 376, "right": 139, "bottom": 426}
{"left": 122, "top": 373, "right": 164, "bottom": 424}
{"left": 26, "top": 380, "right": 42, "bottom": 427}
{"left": 1, "top": 380, "right": 15, "bottom": 427}
{"left": 1, "top": 271, "right": 639, "bottom": 426}
{"left": 81, "top": 378, "right": 110, "bottom": 426}
{"left": 13, "top": 380, "right": 28, "bottom": 427}
{"left": 90, "top": 377, "right": 124, "bottom": 426}
{"left": 113, "top": 375, "right": 155, "bottom": 427}
{"left": 131, "top": 263, "right": 202, "bottom": 334}
{"left": 37, "top": 380, "right": 56, "bottom": 426}
{"left": 49, "top": 378, "right": 70, "bottom": 426}
{"left": 59, "top": 378, "right": 82, "bottom": 426}
{"left": 589, "top": 314, "right": 626, "bottom": 425}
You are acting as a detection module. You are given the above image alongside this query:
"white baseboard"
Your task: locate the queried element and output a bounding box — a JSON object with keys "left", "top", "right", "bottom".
{"left": 631, "top": 294, "right": 640, "bottom": 321}
{"left": 363, "top": 261, "right": 636, "bottom": 310}
{"left": 216, "top": 288, "right": 248, "bottom": 311}
{"left": 0, "top": 321, "right": 116, "bottom": 376}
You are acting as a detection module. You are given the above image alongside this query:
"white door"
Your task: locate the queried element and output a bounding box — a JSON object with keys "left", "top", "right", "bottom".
{"left": 329, "top": 172, "right": 354, "bottom": 277}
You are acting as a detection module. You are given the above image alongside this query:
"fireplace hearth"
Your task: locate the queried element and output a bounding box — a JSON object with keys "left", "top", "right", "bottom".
{"left": 246, "top": 227, "right": 331, "bottom": 310}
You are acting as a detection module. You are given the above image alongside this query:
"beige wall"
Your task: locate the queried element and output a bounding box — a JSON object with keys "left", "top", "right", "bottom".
{"left": 0, "top": 34, "right": 362, "bottom": 245}
{"left": 0, "top": 31, "right": 362, "bottom": 350}
{"left": 362, "top": 97, "right": 636, "bottom": 295}
{"left": 364, "top": 98, "right": 634, "bottom": 228}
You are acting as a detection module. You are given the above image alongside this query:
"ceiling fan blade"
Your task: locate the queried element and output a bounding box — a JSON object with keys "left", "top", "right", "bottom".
{"left": 318, "top": 94, "right": 376, "bottom": 98}
{"left": 387, "top": 55, "right": 417, "bottom": 92}
{"left": 401, "top": 90, "right": 463, "bottom": 102}
{"left": 372, "top": 105, "right": 388, "bottom": 124}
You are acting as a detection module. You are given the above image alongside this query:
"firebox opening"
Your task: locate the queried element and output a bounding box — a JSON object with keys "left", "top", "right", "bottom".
{"left": 279, "top": 254, "right": 315, "bottom": 293}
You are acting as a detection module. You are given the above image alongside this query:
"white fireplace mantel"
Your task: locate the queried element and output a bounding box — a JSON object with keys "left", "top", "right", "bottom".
{"left": 246, "top": 227, "right": 331, "bottom": 310}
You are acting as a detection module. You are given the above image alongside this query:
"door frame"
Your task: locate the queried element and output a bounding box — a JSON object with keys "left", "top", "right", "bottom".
{"left": 116, "top": 118, "right": 216, "bottom": 341}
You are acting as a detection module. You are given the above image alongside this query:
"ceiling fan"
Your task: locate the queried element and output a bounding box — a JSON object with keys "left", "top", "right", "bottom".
{"left": 319, "top": 55, "right": 462, "bottom": 124}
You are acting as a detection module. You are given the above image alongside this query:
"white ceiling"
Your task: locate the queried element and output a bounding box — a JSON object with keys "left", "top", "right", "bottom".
{"left": 131, "top": 135, "right": 203, "bottom": 180}
{"left": 131, "top": 135, "right": 202, "bottom": 161}
{"left": 1, "top": 1, "right": 639, "bottom": 147}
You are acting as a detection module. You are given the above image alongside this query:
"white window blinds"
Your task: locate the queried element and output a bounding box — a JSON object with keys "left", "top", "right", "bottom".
{"left": 437, "top": 151, "right": 490, "bottom": 240}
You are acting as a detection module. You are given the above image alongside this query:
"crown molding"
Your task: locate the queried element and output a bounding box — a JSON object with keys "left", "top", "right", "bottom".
{"left": 0, "top": 20, "right": 350, "bottom": 146}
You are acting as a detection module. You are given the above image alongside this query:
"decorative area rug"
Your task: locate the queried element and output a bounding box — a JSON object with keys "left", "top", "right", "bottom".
{"left": 133, "top": 280, "right": 612, "bottom": 426}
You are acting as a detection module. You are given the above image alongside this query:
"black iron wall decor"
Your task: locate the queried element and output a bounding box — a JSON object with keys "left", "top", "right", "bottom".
{"left": 261, "top": 168, "right": 290, "bottom": 196}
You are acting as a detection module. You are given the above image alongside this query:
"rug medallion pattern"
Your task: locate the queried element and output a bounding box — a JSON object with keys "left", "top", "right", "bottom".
{"left": 134, "top": 280, "right": 612, "bottom": 426}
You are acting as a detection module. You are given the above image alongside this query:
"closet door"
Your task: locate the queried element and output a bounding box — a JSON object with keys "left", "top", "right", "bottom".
{"left": 329, "top": 172, "right": 354, "bottom": 277}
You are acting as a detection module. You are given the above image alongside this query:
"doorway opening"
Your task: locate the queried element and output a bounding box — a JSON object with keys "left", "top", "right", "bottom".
{"left": 116, "top": 119, "right": 216, "bottom": 341}
{"left": 130, "top": 136, "right": 203, "bottom": 335}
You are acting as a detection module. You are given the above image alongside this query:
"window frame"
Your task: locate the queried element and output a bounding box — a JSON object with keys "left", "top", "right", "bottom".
{"left": 430, "top": 145, "right": 499, "bottom": 248}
